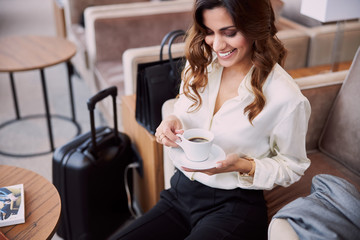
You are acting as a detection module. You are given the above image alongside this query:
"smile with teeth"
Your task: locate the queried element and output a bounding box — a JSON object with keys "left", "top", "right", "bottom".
{"left": 218, "top": 48, "right": 236, "bottom": 57}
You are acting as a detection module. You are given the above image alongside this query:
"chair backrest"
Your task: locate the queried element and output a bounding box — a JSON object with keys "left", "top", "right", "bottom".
{"left": 85, "top": 0, "right": 193, "bottom": 64}
{"left": 65, "top": 0, "right": 149, "bottom": 27}
{"left": 319, "top": 46, "right": 360, "bottom": 175}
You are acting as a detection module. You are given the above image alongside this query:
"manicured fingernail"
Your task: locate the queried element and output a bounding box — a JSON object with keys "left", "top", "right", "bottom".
{"left": 215, "top": 163, "right": 222, "bottom": 168}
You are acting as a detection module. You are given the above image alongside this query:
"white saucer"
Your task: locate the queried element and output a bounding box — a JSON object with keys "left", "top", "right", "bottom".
{"left": 169, "top": 144, "right": 226, "bottom": 170}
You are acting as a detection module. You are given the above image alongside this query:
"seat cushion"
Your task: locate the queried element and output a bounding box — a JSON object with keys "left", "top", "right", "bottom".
{"left": 264, "top": 151, "right": 354, "bottom": 222}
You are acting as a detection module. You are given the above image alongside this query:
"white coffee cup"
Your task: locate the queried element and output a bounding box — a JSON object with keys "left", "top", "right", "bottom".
{"left": 176, "top": 128, "right": 214, "bottom": 162}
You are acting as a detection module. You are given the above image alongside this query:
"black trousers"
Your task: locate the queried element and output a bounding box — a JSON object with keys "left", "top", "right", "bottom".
{"left": 111, "top": 170, "right": 268, "bottom": 240}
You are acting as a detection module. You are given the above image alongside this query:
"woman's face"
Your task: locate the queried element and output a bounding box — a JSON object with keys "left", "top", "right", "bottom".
{"left": 203, "top": 7, "right": 253, "bottom": 69}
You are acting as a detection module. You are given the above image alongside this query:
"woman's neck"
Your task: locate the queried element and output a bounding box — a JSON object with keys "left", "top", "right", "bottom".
{"left": 223, "top": 59, "right": 253, "bottom": 77}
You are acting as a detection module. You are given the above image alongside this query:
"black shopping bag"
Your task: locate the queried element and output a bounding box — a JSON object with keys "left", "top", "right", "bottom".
{"left": 135, "top": 30, "right": 186, "bottom": 134}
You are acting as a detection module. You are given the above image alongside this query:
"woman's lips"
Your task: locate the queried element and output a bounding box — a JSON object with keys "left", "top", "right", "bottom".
{"left": 218, "top": 48, "right": 236, "bottom": 58}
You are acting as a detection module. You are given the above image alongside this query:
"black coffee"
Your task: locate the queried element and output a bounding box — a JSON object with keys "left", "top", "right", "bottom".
{"left": 188, "top": 137, "right": 209, "bottom": 143}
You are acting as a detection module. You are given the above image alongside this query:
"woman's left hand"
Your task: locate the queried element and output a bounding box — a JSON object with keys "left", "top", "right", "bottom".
{"left": 182, "top": 153, "right": 253, "bottom": 175}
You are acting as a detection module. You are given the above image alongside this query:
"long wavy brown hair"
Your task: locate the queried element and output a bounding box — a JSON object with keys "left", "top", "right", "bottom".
{"left": 183, "top": 0, "right": 287, "bottom": 123}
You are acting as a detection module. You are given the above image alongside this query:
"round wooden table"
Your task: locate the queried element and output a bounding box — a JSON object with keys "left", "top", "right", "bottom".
{"left": 0, "top": 35, "right": 81, "bottom": 157}
{"left": 0, "top": 165, "right": 61, "bottom": 239}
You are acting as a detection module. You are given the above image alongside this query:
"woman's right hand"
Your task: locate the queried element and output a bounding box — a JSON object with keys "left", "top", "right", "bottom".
{"left": 155, "top": 115, "right": 183, "bottom": 147}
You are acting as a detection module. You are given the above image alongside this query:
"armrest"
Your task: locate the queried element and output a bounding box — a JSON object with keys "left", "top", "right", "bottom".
{"left": 84, "top": 0, "right": 193, "bottom": 67}
{"left": 268, "top": 218, "right": 299, "bottom": 240}
{"left": 122, "top": 42, "right": 185, "bottom": 95}
{"left": 295, "top": 70, "right": 348, "bottom": 89}
{"left": 162, "top": 98, "right": 178, "bottom": 189}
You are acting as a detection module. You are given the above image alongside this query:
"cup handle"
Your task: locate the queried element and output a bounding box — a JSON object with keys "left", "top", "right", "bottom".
{"left": 175, "top": 133, "right": 185, "bottom": 146}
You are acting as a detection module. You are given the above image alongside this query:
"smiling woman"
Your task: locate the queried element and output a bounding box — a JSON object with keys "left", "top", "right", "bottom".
{"left": 110, "top": 1, "right": 311, "bottom": 239}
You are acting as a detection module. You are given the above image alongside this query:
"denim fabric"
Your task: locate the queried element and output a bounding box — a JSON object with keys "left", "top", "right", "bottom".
{"left": 273, "top": 174, "right": 360, "bottom": 240}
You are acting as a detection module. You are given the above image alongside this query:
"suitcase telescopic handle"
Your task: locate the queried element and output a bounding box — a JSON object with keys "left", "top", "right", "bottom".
{"left": 87, "top": 86, "right": 118, "bottom": 155}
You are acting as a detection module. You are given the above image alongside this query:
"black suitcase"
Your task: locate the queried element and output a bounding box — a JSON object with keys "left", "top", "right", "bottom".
{"left": 53, "top": 86, "right": 136, "bottom": 240}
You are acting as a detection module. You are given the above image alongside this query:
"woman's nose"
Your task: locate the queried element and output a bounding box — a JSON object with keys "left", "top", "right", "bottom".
{"left": 212, "top": 35, "right": 226, "bottom": 52}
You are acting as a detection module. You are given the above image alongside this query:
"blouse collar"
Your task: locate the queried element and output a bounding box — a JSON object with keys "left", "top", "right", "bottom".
{"left": 209, "top": 57, "right": 255, "bottom": 97}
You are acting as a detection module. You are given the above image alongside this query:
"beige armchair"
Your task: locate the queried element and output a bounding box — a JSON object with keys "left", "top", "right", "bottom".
{"left": 63, "top": 0, "right": 150, "bottom": 87}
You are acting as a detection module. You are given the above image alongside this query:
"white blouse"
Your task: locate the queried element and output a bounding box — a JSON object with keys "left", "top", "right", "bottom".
{"left": 172, "top": 61, "right": 311, "bottom": 190}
